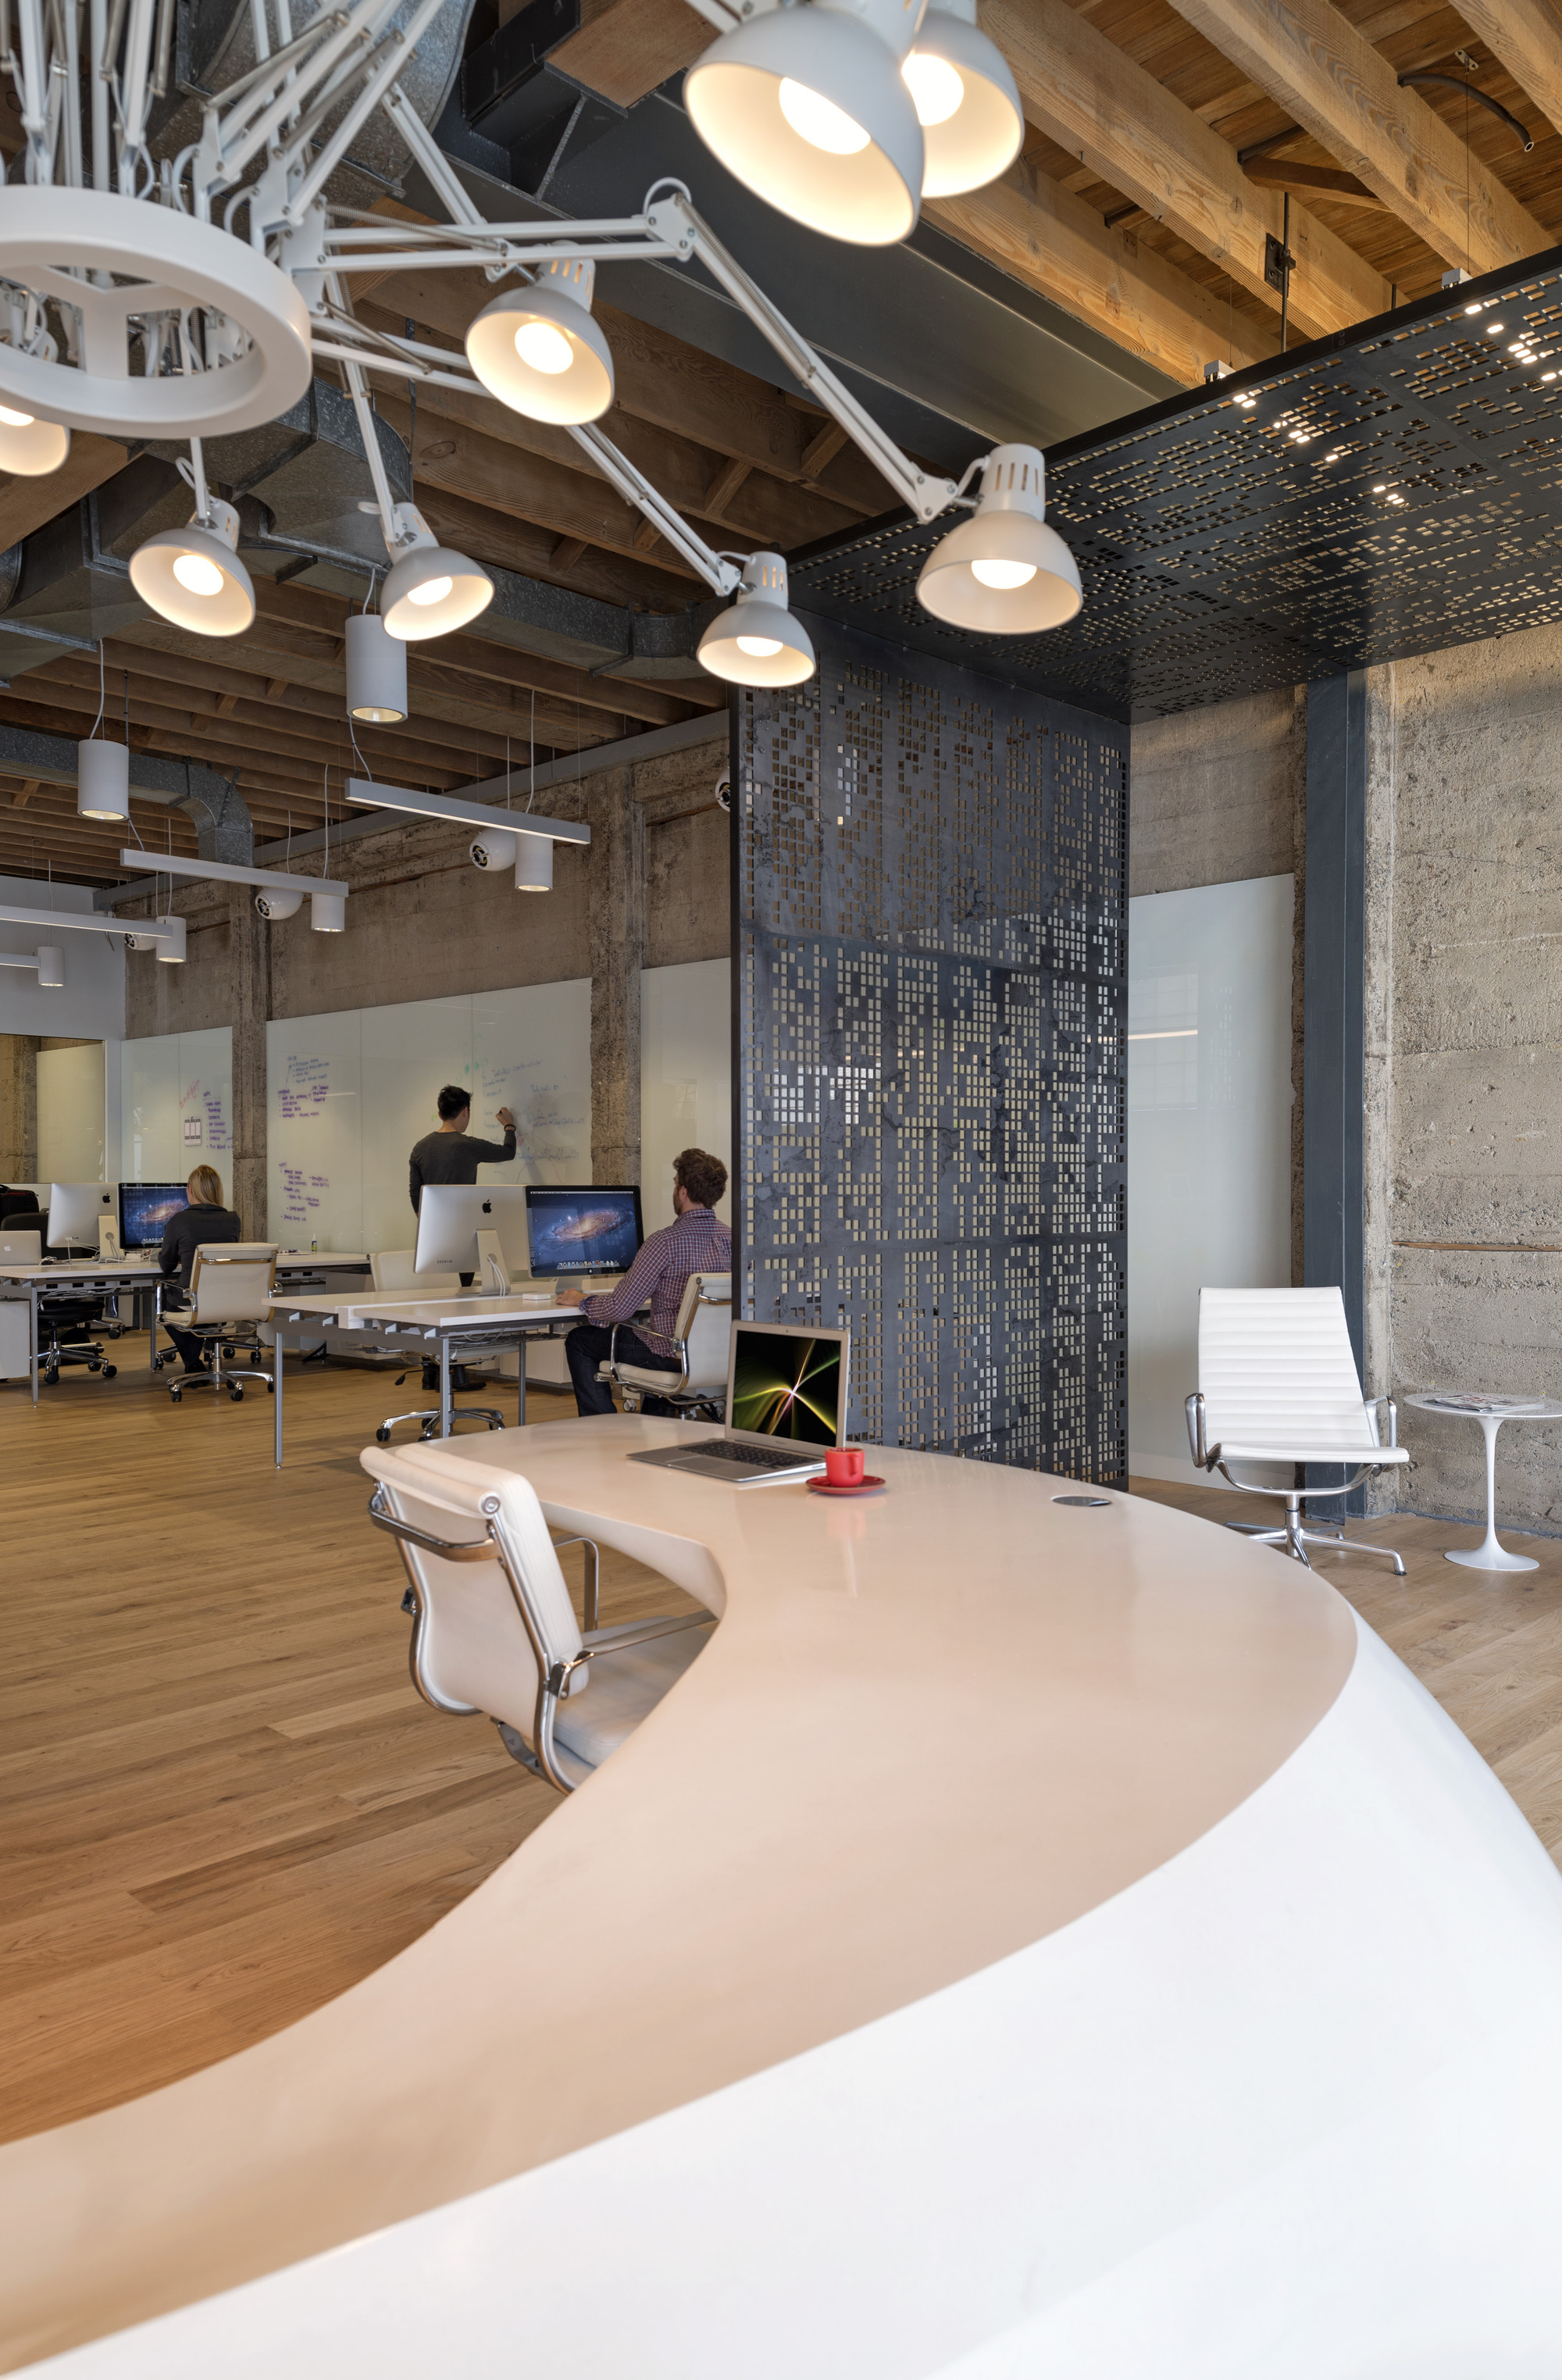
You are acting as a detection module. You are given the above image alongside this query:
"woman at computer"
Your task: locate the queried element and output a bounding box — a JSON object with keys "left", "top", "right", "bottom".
{"left": 159, "top": 1165, "right": 242, "bottom": 1374}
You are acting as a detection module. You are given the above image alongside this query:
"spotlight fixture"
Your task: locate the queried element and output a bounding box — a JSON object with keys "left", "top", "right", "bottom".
{"left": 35, "top": 944, "right": 64, "bottom": 989}
{"left": 123, "top": 851, "right": 350, "bottom": 935}
{"left": 685, "top": 0, "right": 926, "bottom": 244}
{"left": 345, "top": 612, "right": 408, "bottom": 724}
{"left": 0, "top": 404, "right": 69, "bottom": 476}
{"left": 130, "top": 493, "right": 255, "bottom": 637}
{"left": 77, "top": 738, "right": 130, "bottom": 822}
{"left": 155, "top": 917, "right": 187, "bottom": 963}
{"left": 311, "top": 892, "right": 346, "bottom": 933}
{"left": 469, "top": 831, "right": 517, "bottom": 872}
{"left": 514, "top": 831, "right": 552, "bottom": 893}
{"left": 903, "top": 0, "right": 1022, "bottom": 198}
{"left": 917, "top": 444, "right": 1082, "bottom": 633}
{"left": 465, "top": 257, "right": 615, "bottom": 425}
{"left": 380, "top": 508, "right": 494, "bottom": 641}
{"left": 697, "top": 552, "right": 816, "bottom": 685}
{"left": 254, "top": 890, "right": 304, "bottom": 921}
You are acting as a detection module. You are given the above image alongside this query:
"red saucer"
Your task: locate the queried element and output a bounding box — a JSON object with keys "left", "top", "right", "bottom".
{"left": 807, "top": 1474, "right": 886, "bottom": 1497}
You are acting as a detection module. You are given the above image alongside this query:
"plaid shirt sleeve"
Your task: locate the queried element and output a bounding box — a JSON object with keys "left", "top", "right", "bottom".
{"left": 580, "top": 1231, "right": 669, "bottom": 1331}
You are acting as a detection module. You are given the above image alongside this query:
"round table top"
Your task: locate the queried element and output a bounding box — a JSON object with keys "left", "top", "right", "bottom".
{"left": 1405, "top": 1392, "right": 1562, "bottom": 1419}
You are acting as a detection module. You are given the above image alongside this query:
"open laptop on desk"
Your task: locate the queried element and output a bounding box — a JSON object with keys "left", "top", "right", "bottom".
{"left": 629, "top": 1319, "right": 851, "bottom": 1485}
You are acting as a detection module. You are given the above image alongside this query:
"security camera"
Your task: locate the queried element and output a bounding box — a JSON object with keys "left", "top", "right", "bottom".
{"left": 715, "top": 765, "right": 731, "bottom": 813}
{"left": 123, "top": 933, "right": 160, "bottom": 951}
{"left": 255, "top": 889, "right": 304, "bottom": 921}
{"left": 471, "top": 830, "right": 518, "bottom": 871}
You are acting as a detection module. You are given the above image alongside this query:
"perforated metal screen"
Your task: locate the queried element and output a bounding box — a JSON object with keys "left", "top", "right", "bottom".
{"left": 788, "top": 248, "right": 1562, "bottom": 720}
{"left": 736, "top": 614, "right": 1127, "bottom": 1479}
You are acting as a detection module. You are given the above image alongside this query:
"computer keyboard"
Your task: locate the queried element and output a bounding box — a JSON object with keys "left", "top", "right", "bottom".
{"left": 697, "top": 1442, "right": 823, "bottom": 1472}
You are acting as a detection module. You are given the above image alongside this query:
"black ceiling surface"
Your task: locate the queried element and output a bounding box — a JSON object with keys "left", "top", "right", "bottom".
{"left": 786, "top": 244, "right": 1562, "bottom": 723}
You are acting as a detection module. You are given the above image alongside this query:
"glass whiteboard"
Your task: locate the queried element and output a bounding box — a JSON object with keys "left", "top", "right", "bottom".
{"left": 119, "top": 1029, "right": 234, "bottom": 1184}
{"left": 640, "top": 959, "right": 733, "bottom": 1229}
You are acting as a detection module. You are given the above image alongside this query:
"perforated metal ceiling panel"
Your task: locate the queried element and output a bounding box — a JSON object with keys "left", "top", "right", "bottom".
{"left": 786, "top": 245, "right": 1562, "bottom": 722}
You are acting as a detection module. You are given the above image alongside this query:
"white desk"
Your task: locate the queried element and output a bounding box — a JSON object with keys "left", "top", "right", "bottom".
{"left": 4, "top": 1418, "right": 1561, "bottom": 2375}
{"left": 269, "top": 1290, "right": 578, "bottom": 1466}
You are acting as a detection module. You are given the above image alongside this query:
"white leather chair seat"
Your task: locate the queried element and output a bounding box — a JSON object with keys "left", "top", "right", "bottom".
{"left": 551, "top": 1622, "right": 712, "bottom": 1772}
{"left": 1216, "top": 1440, "right": 1409, "bottom": 1465}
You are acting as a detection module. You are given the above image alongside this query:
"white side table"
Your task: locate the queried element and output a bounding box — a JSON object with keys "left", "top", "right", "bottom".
{"left": 1405, "top": 1393, "right": 1562, "bottom": 1572}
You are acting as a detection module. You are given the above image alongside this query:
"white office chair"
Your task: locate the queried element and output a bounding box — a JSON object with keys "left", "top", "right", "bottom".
{"left": 166, "top": 1244, "right": 278, "bottom": 1404}
{"left": 369, "top": 1247, "right": 506, "bottom": 1443}
{"left": 597, "top": 1271, "right": 732, "bottom": 1419}
{"left": 363, "top": 1443, "right": 715, "bottom": 1793}
{"left": 1186, "top": 1286, "right": 1408, "bottom": 1572}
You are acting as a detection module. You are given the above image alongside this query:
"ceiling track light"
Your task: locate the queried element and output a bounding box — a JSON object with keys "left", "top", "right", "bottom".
{"left": 697, "top": 552, "right": 817, "bottom": 686}
{"left": 917, "top": 444, "right": 1082, "bottom": 634}
{"left": 466, "top": 255, "right": 615, "bottom": 426}
{"left": 0, "top": 902, "right": 183, "bottom": 957}
{"left": 120, "top": 850, "right": 350, "bottom": 935}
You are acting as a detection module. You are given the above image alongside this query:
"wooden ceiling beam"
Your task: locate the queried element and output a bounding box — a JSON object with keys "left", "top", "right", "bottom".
{"left": 1164, "top": 0, "right": 1550, "bottom": 271}
{"left": 409, "top": 484, "right": 697, "bottom": 612}
{"left": 1453, "top": 0, "right": 1562, "bottom": 154}
{"left": 929, "top": 153, "right": 1276, "bottom": 388}
{"left": 0, "top": 434, "right": 127, "bottom": 554}
{"left": 982, "top": 0, "right": 1391, "bottom": 341}
{"left": 1242, "top": 155, "right": 1384, "bottom": 209}
{"left": 540, "top": 0, "right": 708, "bottom": 107}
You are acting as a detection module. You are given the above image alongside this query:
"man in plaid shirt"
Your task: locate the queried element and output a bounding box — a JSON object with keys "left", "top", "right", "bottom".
{"left": 560, "top": 1147, "right": 732, "bottom": 1416}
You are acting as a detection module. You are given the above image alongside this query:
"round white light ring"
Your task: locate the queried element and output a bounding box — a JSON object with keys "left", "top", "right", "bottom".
{"left": 76, "top": 736, "right": 130, "bottom": 822}
{"left": 917, "top": 513, "right": 1082, "bottom": 633}
{"left": 0, "top": 409, "right": 70, "bottom": 476}
{"left": 0, "top": 189, "right": 311, "bottom": 438}
{"left": 345, "top": 611, "right": 408, "bottom": 723}
{"left": 686, "top": 11, "right": 924, "bottom": 246}
{"left": 465, "top": 284, "right": 615, "bottom": 425}
{"left": 906, "top": 10, "right": 1024, "bottom": 196}
{"left": 698, "top": 595, "right": 817, "bottom": 687}
{"left": 381, "top": 544, "right": 494, "bottom": 641}
{"left": 129, "top": 522, "right": 255, "bottom": 637}
{"left": 310, "top": 892, "right": 346, "bottom": 934}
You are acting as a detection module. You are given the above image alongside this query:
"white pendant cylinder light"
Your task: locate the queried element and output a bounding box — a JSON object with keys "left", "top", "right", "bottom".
{"left": 345, "top": 612, "right": 408, "bottom": 723}
{"left": 129, "top": 496, "right": 255, "bottom": 637}
{"left": 155, "top": 916, "right": 187, "bottom": 963}
{"left": 515, "top": 831, "right": 552, "bottom": 892}
{"left": 465, "top": 257, "right": 615, "bottom": 425}
{"left": 35, "top": 945, "right": 64, "bottom": 989}
{"left": 0, "top": 404, "right": 70, "bottom": 476}
{"left": 697, "top": 553, "right": 816, "bottom": 687}
{"left": 310, "top": 891, "right": 346, "bottom": 933}
{"left": 916, "top": 444, "right": 1082, "bottom": 633}
{"left": 904, "top": 0, "right": 1023, "bottom": 196}
{"left": 381, "top": 511, "right": 494, "bottom": 642}
{"left": 77, "top": 737, "right": 130, "bottom": 822}
{"left": 686, "top": 0, "right": 925, "bottom": 245}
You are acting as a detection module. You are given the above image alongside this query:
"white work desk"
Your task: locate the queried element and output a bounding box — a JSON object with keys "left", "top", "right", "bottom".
{"left": 0, "top": 1256, "right": 370, "bottom": 1404}
{"left": 269, "top": 1290, "right": 579, "bottom": 1466}
{"left": 4, "top": 1417, "right": 1562, "bottom": 2375}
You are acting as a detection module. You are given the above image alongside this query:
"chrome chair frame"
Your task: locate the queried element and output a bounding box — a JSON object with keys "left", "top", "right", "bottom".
{"left": 602, "top": 1275, "right": 731, "bottom": 1421}
{"left": 1185, "top": 1390, "right": 1407, "bottom": 1575}
{"left": 165, "top": 1247, "right": 279, "bottom": 1404}
{"left": 368, "top": 1484, "right": 712, "bottom": 1794}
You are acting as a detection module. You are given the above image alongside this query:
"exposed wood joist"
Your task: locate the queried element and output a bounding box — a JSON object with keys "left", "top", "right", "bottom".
{"left": 1164, "top": 0, "right": 1551, "bottom": 271}
{"left": 1453, "top": 0, "right": 1562, "bottom": 152}
{"left": 540, "top": 0, "right": 709, "bottom": 108}
{"left": 980, "top": 0, "right": 1390, "bottom": 340}
{"left": 1242, "top": 155, "right": 1382, "bottom": 209}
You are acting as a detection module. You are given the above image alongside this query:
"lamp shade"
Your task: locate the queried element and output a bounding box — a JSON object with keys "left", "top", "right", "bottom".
{"left": 465, "top": 258, "right": 615, "bottom": 425}
{"left": 35, "top": 944, "right": 64, "bottom": 990}
{"left": 129, "top": 501, "right": 255, "bottom": 637}
{"left": 697, "top": 553, "right": 816, "bottom": 687}
{"left": 916, "top": 444, "right": 1082, "bottom": 633}
{"left": 345, "top": 612, "right": 408, "bottom": 723}
{"left": 310, "top": 891, "right": 346, "bottom": 933}
{"left": 154, "top": 916, "right": 187, "bottom": 963}
{"left": 904, "top": 1, "right": 1023, "bottom": 196}
{"left": 0, "top": 404, "right": 69, "bottom": 476}
{"left": 77, "top": 737, "right": 130, "bottom": 822}
{"left": 381, "top": 541, "right": 494, "bottom": 640}
{"left": 515, "top": 831, "right": 553, "bottom": 892}
{"left": 686, "top": 3, "right": 925, "bottom": 244}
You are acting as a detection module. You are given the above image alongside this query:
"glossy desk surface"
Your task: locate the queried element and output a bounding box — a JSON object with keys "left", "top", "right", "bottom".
{"left": 0, "top": 1418, "right": 1357, "bottom": 2368}
{"left": 272, "top": 1290, "right": 576, "bottom": 1329}
{"left": 0, "top": 1255, "right": 369, "bottom": 1285}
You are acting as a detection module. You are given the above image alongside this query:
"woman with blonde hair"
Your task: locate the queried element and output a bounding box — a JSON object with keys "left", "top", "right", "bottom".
{"left": 158, "top": 1164, "right": 242, "bottom": 1374}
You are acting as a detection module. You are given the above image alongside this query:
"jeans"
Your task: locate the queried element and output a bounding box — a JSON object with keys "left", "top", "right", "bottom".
{"left": 565, "top": 1321, "right": 679, "bottom": 1417}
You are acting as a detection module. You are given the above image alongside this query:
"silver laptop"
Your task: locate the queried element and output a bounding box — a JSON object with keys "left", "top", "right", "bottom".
{"left": 629, "top": 1318, "right": 851, "bottom": 1486}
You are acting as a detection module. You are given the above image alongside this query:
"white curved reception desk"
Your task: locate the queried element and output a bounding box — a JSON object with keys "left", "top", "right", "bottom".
{"left": 5, "top": 1418, "right": 1562, "bottom": 2375}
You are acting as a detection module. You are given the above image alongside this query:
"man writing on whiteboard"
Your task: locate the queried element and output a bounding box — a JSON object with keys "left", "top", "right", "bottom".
{"left": 408, "top": 1083, "right": 517, "bottom": 1213}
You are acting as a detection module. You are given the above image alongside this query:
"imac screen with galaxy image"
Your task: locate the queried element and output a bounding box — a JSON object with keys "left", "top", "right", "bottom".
{"left": 526, "top": 1185, "right": 643, "bottom": 1276}
{"left": 729, "top": 1325, "right": 845, "bottom": 1447}
{"left": 119, "top": 1183, "right": 188, "bottom": 1249}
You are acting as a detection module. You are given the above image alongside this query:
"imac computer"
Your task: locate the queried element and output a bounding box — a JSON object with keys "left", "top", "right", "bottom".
{"left": 48, "top": 1183, "right": 117, "bottom": 1251}
{"left": 629, "top": 1320, "right": 851, "bottom": 1484}
{"left": 524, "top": 1185, "right": 643, "bottom": 1281}
{"left": 413, "top": 1183, "right": 532, "bottom": 1280}
{"left": 119, "top": 1182, "right": 189, "bottom": 1253}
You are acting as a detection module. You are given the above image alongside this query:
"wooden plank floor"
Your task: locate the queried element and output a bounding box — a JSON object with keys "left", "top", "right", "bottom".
{"left": 5, "top": 1351, "right": 1561, "bottom": 2147}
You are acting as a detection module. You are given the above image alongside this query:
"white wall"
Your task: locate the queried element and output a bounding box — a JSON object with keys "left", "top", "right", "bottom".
{"left": 119, "top": 1029, "right": 233, "bottom": 1185}
{"left": 37, "top": 1043, "right": 107, "bottom": 1184}
{"left": 0, "top": 876, "right": 125, "bottom": 1040}
{"left": 1128, "top": 875, "right": 1294, "bottom": 1481}
{"left": 640, "top": 959, "right": 733, "bottom": 1230}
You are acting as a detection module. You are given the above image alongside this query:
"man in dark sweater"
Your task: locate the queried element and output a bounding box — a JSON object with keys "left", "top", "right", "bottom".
{"left": 408, "top": 1084, "right": 518, "bottom": 1213}
{"left": 159, "top": 1164, "right": 243, "bottom": 1372}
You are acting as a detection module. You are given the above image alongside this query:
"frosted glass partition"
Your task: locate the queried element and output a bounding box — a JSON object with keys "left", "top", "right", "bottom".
{"left": 37, "top": 1043, "right": 106, "bottom": 1185}
{"left": 119, "top": 1029, "right": 233, "bottom": 1183}
{"left": 268, "top": 983, "right": 590, "bottom": 1253}
{"left": 640, "top": 959, "right": 733, "bottom": 1229}
{"left": 1127, "top": 875, "right": 1294, "bottom": 1482}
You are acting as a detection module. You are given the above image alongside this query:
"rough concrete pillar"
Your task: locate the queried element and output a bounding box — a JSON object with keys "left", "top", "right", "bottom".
{"left": 229, "top": 887, "right": 269, "bottom": 1236}
{"left": 586, "top": 765, "right": 644, "bottom": 1185}
{"left": 0, "top": 1033, "right": 38, "bottom": 1179}
{"left": 1362, "top": 660, "right": 1398, "bottom": 1513}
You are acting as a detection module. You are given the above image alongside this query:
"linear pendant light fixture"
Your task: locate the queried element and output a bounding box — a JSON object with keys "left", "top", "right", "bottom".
{"left": 0, "top": 903, "right": 184, "bottom": 958}
{"left": 347, "top": 780, "right": 588, "bottom": 896}
{"left": 0, "top": 944, "right": 64, "bottom": 986}
{"left": 117, "top": 851, "right": 351, "bottom": 934}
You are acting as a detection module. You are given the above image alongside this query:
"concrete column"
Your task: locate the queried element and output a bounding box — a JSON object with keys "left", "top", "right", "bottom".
{"left": 586, "top": 765, "right": 645, "bottom": 1186}
{"left": 229, "top": 888, "right": 269, "bottom": 1236}
{"left": 0, "top": 1033, "right": 38, "bottom": 1180}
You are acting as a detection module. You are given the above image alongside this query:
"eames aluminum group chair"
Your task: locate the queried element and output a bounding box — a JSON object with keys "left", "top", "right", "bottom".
{"left": 363, "top": 1442, "right": 715, "bottom": 1793}
{"left": 369, "top": 1246, "right": 505, "bottom": 1443}
{"left": 597, "top": 1270, "right": 733, "bottom": 1419}
{"left": 163, "top": 1244, "right": 277, "bottom": 1403}
{"left": 1186, "top": 1285, "right": 1408, "bottom": 1572}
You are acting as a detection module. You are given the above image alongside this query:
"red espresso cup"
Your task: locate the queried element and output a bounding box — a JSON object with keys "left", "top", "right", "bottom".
{"left": 824, "top": 1446, "right": 865, "bottom": 1487}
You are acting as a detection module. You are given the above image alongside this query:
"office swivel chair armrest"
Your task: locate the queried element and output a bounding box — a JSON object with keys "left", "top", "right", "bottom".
{"left": 608, "top": 1318, "right": 692, "bottom": 1395}
{"left": 1373, "top": 1395, "right": 1399, "bottom": 1448}
{"left": 1185, "top": 1391, "right": 1218, "bottom": 1470}
{"left": 547, "top": 1609, "right": 715, "bottom": 1693}
{"left": 550, "top": 1533, "right": 601, "bottom": 1633}
{"left": 366, "top": 1486, "right": 496, "bottom": 1564}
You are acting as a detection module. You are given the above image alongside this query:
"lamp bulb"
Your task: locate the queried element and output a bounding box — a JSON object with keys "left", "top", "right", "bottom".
{"left": 971, "top": 558, "right": 1038, "bottom": 591}
{"left": 736, "top": 633, "right": 784, "bottom": 657}
{"left": 407, "top": 573, "right": 453, "bottom": 607}
{"left": 0, "top": 403, "right": 34, "bottom": 428}
{"left": 903, "top": 52, "right": 965, "bottom": 127}
{"left": 514, "top": 319, "right": 575, "bottom": 375}
{"left": 172, "top": 550, "right": 225, "bottom": 597}
{"left": 779, "top": 77, "right": 870, "bottom": 154}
